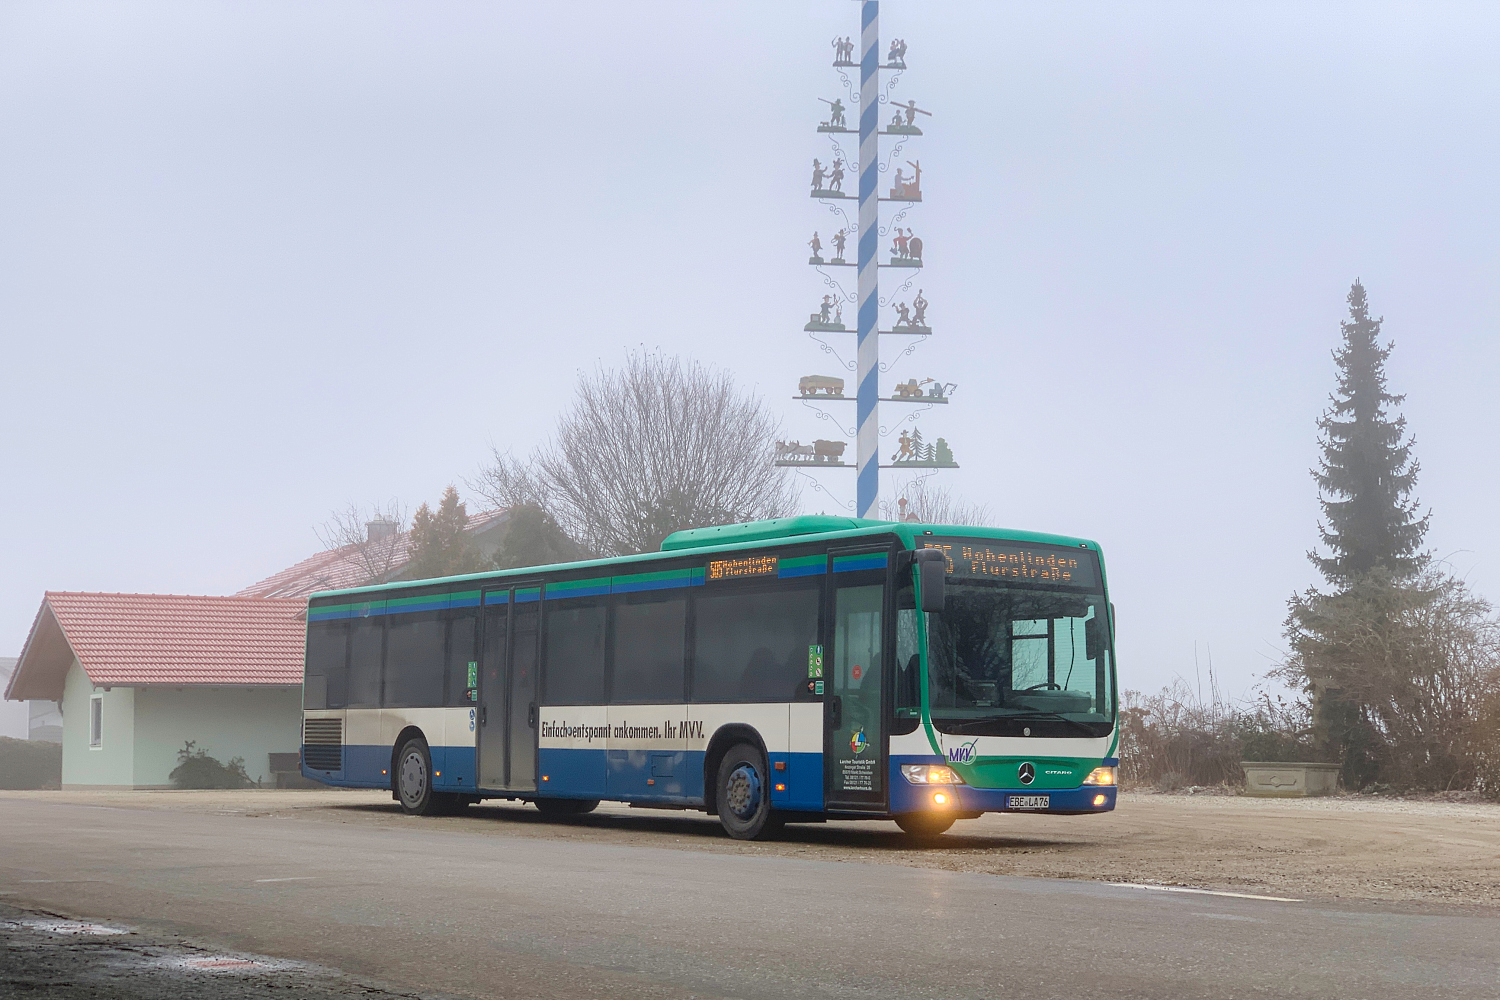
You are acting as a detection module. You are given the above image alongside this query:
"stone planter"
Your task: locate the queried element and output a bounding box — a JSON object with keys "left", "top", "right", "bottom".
{"left": 1240, "top": 761, "right": 1342, "bottom": 798}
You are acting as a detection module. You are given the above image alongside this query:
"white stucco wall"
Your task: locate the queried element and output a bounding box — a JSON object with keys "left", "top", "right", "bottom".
{"left": 61, "top": 661, "right": 135, "bottom": 788}
{"left": 132, "top": 686, "right": 303, "bottom": 787}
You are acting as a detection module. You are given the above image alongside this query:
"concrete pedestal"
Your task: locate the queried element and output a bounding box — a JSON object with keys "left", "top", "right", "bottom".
{"left": 1241, "top": 761, "right": 1342, "bottom": 797}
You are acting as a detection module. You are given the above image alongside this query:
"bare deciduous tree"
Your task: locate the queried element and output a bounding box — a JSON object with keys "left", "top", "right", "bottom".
{"left": 473, "top": 351, "right": 798, "bottom": 556}
{"left": 315, "top": 500, "right": 410, "bottom": 586}
{"left": 879, "top": 474, "right": 993, "bottom": 527}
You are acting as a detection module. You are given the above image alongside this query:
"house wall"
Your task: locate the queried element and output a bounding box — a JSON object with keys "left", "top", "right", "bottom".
{"left": 132, "top": 686, "right": 302, "bottom": 787}
{"left": 61, "top": 661, "right": 136, "bottom": 788}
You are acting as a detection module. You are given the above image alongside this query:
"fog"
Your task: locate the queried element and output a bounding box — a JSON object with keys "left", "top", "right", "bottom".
{"left": 2, "top": 1, "right": 1497, "bottom": 698}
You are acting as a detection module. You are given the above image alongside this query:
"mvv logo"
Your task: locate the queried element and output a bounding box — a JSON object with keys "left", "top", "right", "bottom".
{"left": 946, "top": 740, "right": 978, "bottom": 764}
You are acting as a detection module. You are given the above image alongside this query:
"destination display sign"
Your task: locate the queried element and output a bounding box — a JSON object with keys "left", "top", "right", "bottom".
{"left": 707, "top": 555, "right": 779, "bottom": 581}
{"left": 919, "top": 538, "right": 1099, "bottom": 589}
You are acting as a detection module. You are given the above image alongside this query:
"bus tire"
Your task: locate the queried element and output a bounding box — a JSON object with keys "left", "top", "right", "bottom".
{"left": 535, "top": 798, "right": 599, "bottom": 816}
{"left": 894, "top": 812, "right": 955, "bottom": 837}
{"left": 715, "top": 742, "right": 780, "bottom": 840}
{"left": 395, "top": 737, "right": 439, "bottom": 816}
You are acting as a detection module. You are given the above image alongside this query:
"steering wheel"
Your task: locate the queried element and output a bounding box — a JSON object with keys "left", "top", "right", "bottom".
{"left": 1021, "top": 682, "right": 1063, "bottom": 692}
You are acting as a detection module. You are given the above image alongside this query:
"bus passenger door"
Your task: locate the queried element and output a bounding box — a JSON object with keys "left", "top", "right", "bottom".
{"left": 477, "top": 589, "right": 510, "bottom": 790}
{"left": 507, "top": 587, "right": 540, "bottom": 792}
{"left": 824, "top": 547, "right": 890, "bottom": 811}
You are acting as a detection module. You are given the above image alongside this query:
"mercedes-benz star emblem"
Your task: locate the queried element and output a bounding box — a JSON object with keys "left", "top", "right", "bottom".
{"left": 1018, "top": 762, "right": 1036, "bottom": 785}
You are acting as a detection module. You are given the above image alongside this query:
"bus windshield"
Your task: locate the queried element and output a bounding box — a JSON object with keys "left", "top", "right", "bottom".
{"left": 902, "top": 580, "right": 1114, "bottom": 739}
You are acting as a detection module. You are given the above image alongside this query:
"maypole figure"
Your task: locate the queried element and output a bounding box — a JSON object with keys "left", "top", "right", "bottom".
{"left": 818, "top": 97, "right": 849, "bottom": 131}
{"left": 888, "top": 160, "right": 922, "bottom": 200}
{"left": 808, "top": 232, "right": 824, "bottom": 264}
{"left": 884, "top": 38, "right": 908, "bottom": 69}
{"left": 831, "top": 228, "right": 848, "bottom": 264}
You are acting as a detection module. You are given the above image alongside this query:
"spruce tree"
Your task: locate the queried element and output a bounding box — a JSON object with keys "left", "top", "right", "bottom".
{"left": 1309, "top": 279, "right": 1429, "bottom": 586}
{"left": 405, "top": 486, "right": 483, "bottom": 580}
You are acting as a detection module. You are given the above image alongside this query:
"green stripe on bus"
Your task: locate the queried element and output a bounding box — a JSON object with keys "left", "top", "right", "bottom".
{"left": 779, "top": 554, "right": 825, "bottom": 571}
{"left": 546, "top": 577, "right": 610, "bottom": 594}
{"left": 611, "top": 567, "right": 700, "bottom": 586}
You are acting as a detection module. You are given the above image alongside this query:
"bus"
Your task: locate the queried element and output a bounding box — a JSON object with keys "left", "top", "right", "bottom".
{"left": 300, "top": 515, "right": 1118, "bottom": 839}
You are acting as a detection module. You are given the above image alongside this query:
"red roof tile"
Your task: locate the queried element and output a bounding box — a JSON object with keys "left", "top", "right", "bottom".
{"left": 237, "top": 508, "right": 510, "bottom": 599}
{"left": 5, "top": 593, "right": 307, "bottom": 700}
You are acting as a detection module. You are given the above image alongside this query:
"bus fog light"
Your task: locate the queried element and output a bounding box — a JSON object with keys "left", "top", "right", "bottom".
{"left": 1092, "top": 794, "right": 1108, "bottom": 807}
{"left": 1082, "top": 766, "right": 1116, "bottom": 786}
{"left": 902, "top": 764, "right": 964, "bottom": 785}
{"left": 932, "top": 792, "right": 950, "bottom": 806}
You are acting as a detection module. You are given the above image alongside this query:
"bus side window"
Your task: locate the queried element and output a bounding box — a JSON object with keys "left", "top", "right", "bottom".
{"left": 692, "top": 584, "right": 819, "bottom": 703}
{"left": 384, "top": 611, "right": 445, "bottom": 708}
{"left": 611, "top": 595, "right": 686, "bottom": 704}
{"left": 544, "top": 600, "right": 607, "bottom": 705}
{"left": 305, "top": 621, "right": 348, "bottom": 710}
{"left": 346, "top": 618, "right": 384, "bottom": 708}
{"left": 445, "top": 611, "right": 478, "bottom": 707}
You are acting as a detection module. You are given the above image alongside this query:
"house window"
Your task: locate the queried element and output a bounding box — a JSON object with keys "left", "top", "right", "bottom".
{"left": 89, "top": 693, "right": 103, "bottom": 748}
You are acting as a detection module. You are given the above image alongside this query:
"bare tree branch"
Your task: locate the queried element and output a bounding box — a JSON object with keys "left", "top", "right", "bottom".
{"left": 472, "top": 351, "right": 799, "bottom": 556}
{"left": 314, "top": 499, "right": 410, "bottom": 586}
{"left": 879, "top": 474, "right": 993, "bottom": 527}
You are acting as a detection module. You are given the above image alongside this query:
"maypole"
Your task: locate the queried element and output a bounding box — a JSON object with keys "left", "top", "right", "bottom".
{"left": 779, "top": 5, "right": 956, "bottom": 512}
{"left": 855, "top": 0, "right": 880, "bottom": 517}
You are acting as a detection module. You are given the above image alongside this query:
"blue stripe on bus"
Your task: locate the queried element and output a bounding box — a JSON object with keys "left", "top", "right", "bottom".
{"left": 515, "top": 589, "right": 541, "bottom": 603}
{"left": 307, "top": 609, "right": 354, "bottom": 621}
{"left": 778, "top": 563, "right": 826, "bottom": 578}
{"left": 484, "top": 591, "right": 509, "bottom": 605}
{"left": 449, "top": 595, "right": 481, "bottom": 609}
{"left": 833, "top": 553, "right": 888, "bottom": 573}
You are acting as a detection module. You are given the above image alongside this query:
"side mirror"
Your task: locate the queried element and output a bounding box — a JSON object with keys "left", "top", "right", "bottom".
{"left": 914, "top": 548, "right": 946, "bottom": 612}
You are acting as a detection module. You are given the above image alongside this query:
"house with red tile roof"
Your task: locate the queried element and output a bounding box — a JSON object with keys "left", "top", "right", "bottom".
{"left": 237, "top": 509, "right": 513, "bottom": 600}
{"left": 4, "top": 593, "right": 307, "bottom": 788}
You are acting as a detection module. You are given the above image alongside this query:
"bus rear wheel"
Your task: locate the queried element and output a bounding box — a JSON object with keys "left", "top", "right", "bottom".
{"left": 715, "top": 743, "right": 783, "bottom": 841}
{"left": 894, "top": 812, "right": 956, "bottom": 837}
{"left": 396, "top": 737, "right": 440, "bottom": 816}
{"left": 535, "top": 798, "right": 599, "bottom": 816}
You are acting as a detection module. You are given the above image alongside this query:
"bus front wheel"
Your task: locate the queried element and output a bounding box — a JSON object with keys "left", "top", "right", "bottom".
{"left": 894, "top": 812, "right": 956, "bottom": 837}
{"left": 396, "top": 737, "right": 440, "bottom": 816}
{"left": 715, "top": 743, "right": 783, "bottom": 841}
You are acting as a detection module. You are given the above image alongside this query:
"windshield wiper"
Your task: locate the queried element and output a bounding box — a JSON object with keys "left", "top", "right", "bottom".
{"left": 1002, "top": 712, "right": 1102, "bottom": 737}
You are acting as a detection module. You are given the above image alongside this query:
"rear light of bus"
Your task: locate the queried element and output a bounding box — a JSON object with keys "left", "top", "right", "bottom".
{"left": 1082, "top": 767, "right": 1116, "bottom": 786}
{"left": 901, "top": 764, "right": 964, "bottom": 785}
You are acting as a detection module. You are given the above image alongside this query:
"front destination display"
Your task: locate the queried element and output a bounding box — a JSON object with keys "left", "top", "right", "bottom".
{"left": 301, "top": 515, "right": 1119, "bottom": 839}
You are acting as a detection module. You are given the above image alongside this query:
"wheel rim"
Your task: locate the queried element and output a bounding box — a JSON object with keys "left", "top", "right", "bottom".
{"left": 725, "top": 763, "right": 762, "bottom": 820}
{"left": 399, "top": 749, "right": 427, "bottom": 807}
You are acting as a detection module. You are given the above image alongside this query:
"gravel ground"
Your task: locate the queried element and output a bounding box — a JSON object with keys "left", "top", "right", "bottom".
{"left": 5, "top": 786, "right": 1498, "bottom": 908}
{"left": 0, "top": 901, "right": 440, "bottom": 999}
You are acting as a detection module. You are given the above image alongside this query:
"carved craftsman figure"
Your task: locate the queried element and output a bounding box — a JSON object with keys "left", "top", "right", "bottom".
{"left": 808, "top": 232, "right": 823, "bottom": 263}
{"left": 832, "top": 228, "right": 848, "bottom": 261}
{"left": 810, "top": 158, "right": 826, "bottom": 192}
{"left": 912, "top": 290, "right": 928, "bottom": 327}
{"left": 828, "top": 158, "right": 846, "bottom": 194}
{"left": 820, "top": 97, "right": 847, "bottom": 129}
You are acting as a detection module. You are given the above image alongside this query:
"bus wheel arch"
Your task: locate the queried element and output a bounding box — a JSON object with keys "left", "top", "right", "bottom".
{"left": 390, "top": 726, "right": 428, "bottom": 792}
{"left": 702, "top": 724, "right": 767, "bottom": 816}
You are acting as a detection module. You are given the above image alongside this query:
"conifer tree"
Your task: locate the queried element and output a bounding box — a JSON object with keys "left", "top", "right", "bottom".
{"left": 405, "top": 486, "right": 484, "bottom": 580}
{"left": 1309, "top": 279, "right": 1429, "bottom": 585}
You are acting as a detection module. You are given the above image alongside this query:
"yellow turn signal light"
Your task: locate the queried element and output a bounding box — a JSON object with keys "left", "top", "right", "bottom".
{"left": 1082, "top": 766, "right": 1116, "bottom": 786}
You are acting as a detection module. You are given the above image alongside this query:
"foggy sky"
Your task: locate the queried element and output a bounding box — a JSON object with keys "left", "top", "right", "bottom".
{"left": 2, "top": 2, "right": 1497, "bottom": 699}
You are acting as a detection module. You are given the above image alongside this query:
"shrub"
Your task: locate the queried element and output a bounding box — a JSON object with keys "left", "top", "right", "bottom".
{"left": 169, "top": 741, "right": 253, "bottom": 789}
{"left": 0, "top": 736, "right": 62, "bottom": 789}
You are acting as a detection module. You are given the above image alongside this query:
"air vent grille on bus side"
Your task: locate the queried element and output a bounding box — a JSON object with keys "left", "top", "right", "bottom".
{"left": 302, "top": 718, "right": 342, "bottom": 772}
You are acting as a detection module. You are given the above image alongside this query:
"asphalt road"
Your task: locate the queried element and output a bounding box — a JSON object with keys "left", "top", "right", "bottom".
{"left": 1, "top": 798, "right": 1495, "bottom": 999}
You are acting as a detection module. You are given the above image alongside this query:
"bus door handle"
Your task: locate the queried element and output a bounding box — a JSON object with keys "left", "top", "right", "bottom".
{"left": 829, "top": 696, "right": 842, "bottom": 729}
{"left": 479, "top": 706, "right": 487, "bottom": 726}
{"left": 527, "top": 702, "right": 537, "bottom": 728}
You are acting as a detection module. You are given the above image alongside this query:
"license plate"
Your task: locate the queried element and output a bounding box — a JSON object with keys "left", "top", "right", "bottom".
{"left": 1007, "top": 794, "right": 1050, "bottom": 810}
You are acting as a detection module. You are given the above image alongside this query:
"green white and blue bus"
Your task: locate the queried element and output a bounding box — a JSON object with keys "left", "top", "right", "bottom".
{"left": 300, "top": 515, "right": 1118, "bottom": 838}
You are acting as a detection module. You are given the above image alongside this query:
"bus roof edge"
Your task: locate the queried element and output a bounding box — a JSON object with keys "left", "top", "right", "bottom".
{"left": 659, "top": 515, "right": 889, "bottom": 551}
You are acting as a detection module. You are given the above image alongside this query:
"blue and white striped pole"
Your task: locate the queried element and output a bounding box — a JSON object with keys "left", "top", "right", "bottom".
{"left": 855, "top": 0, "right": 879, "bottom": 518}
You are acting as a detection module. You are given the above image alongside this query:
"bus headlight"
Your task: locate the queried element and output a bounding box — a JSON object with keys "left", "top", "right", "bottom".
{"left": 901, "top": 764, "right": 964, "bottom": 785}
{"left": 1082, "top": 766, "right": 1116, "bottom": 786}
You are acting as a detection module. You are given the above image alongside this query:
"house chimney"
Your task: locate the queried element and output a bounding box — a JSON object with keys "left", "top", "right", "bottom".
{"left": 366, "top": 518, "right": 398, "bottom": 543}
